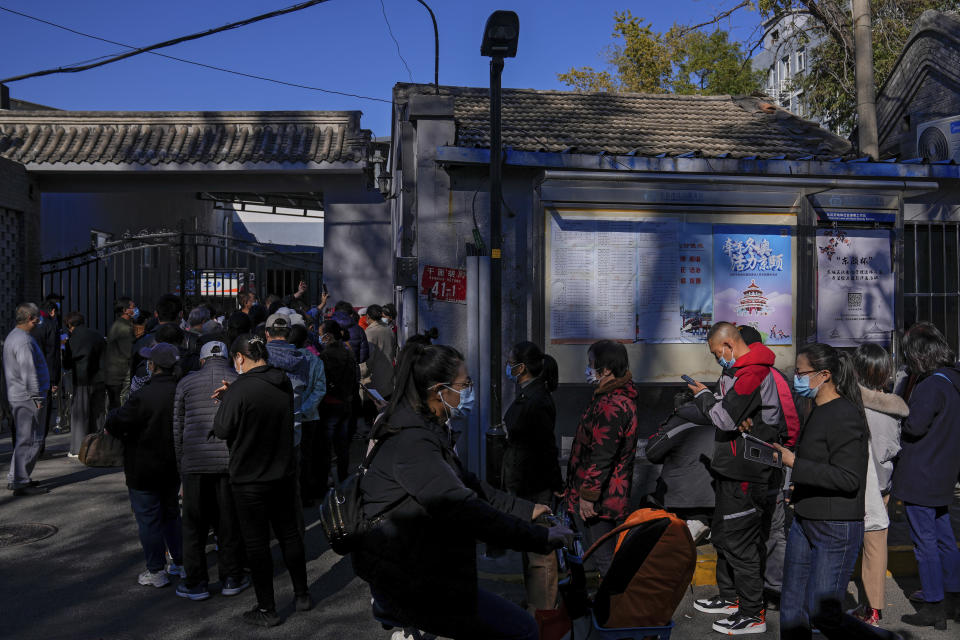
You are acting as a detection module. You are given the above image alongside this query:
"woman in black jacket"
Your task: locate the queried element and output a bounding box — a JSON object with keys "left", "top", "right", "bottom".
{"left": 352, "top": 343, "right": 571, "bottom": 640}
{"left": 212, "top": 334, "right": 310, "bottom": 628}
{"left": 502, "top": 341, "right": 563, "bottom": 612}
{"left": 772, "top": 344, "right": 884, "bottom": 640}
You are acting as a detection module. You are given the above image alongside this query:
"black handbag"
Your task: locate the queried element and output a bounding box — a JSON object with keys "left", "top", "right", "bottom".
{"left": 319, "top": 437, "right": 401, "bottom": 555}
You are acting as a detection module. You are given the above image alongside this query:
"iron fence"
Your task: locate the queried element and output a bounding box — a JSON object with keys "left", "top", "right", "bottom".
{"left": 904, "top": 221, "right": 960, "bottom": 352}
{"left": 41, "top": 227, "right": 322, "bottom": 335}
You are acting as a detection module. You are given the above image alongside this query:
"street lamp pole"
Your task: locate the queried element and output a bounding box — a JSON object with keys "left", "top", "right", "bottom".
{"left": 481, "top": 11, "right": 518, "bottom": 486}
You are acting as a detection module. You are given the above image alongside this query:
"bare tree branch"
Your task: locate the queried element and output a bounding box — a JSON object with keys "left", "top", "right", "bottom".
{"left": 675, "top": 0, "right": 753, "bottom": 37}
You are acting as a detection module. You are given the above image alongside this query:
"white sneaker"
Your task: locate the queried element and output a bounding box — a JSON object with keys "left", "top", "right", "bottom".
{"left": 138, "top": 569, "right": 170, "bottom": 588}
{"left": 686, "top": 519, "right": 711, "bottom": 544}
{"left": 166, "top": 562, "right": 185, "bottom": 578}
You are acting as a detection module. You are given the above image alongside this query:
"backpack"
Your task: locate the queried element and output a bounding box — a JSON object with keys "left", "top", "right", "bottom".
{"left": 319, "top": 435, "right": 406, "bottom": 555}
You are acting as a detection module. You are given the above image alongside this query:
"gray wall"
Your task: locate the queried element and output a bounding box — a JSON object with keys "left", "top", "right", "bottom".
{"left": 322, "top": 200, "right": 392, "bottom": 306}
{"left": 0, "top": 157, "right": 41, "bottom": 328}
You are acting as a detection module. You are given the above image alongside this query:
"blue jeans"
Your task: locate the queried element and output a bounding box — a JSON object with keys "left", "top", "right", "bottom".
{"left": 904, "top": 503, "right": 960, "bottom": 602}
{"left": 781, "top": 517, "right": 892, "bottom": 640}
{"left": 128, "top": 487, "right": 183, "bottom": 573}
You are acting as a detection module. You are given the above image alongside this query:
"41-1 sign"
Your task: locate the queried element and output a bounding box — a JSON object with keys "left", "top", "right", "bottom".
{"left": 420, "top": 265, "right": 467, "bottom": 304}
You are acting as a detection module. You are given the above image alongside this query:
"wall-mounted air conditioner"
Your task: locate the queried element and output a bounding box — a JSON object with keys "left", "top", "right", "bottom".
{"left": 916, "top": 115, "right": 960, "bottom": 162}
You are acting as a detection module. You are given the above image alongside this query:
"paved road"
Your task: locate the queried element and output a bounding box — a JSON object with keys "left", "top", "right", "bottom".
{"left": 2, "top": 433, "right": 958, "bottom": 639}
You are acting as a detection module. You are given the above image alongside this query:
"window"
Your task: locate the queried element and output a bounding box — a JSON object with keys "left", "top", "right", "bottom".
{"left": 904, "top": 222, "right": 960, "bottom": 353}
{"left": 796, "top": 47, "right": 806, "bottom": 72}
{"left": 779, "top": 56, "right": 792, "bottom": 89}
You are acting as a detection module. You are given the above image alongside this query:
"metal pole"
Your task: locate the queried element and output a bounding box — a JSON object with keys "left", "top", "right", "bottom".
{"left": 486, "top": 55, "right": 506, "bottom": 486}
{"left": 852, "top": 0, "right": 879, "bottom": 159}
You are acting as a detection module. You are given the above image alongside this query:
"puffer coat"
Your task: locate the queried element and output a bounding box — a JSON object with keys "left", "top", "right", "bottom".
{"left": 173, "top": 357, "right": 238, "bottom": 474}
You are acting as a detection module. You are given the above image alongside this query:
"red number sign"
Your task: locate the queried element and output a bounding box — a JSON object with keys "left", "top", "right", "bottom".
{"left": 420, "top": 265, "right": 467, "bottom": 304}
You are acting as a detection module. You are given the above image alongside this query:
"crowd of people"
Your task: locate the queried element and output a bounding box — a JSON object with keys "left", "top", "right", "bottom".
{"left": 4, "top": 287, "right": 960, "bottom": 638}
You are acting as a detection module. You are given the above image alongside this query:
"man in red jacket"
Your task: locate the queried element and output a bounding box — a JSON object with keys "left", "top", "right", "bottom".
{"left": 687, "top": 322, "right": 786, "bottom": 636}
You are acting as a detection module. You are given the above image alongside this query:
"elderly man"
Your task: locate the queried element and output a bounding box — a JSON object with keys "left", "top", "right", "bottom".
{"left": 173, "top": 341, "right": 249, "bottom": 601}
{"left": 4, "top": 303, "right": 51, "bottom": 496}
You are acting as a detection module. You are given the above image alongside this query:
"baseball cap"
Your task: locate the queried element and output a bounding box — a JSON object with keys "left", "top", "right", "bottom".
{"left": 266, "top": 313, "right": 290, "bottom": 330}
{"left": 139, "top": 342, "right": 179, "bottom": 368}
{"left": 199, "top": 341, "right": 228, "bottom": 360}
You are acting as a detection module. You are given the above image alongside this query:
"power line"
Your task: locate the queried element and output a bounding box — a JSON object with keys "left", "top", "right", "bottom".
{"left": 0, "top": 3, "right": 391, "bottom": 104}
{"left": 380, "top": 0, "right": 413, "bottom": 82}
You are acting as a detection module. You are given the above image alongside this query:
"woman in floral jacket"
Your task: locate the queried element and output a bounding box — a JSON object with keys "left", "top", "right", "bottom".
{"left": 565, "top": 339, "right": 639, "bottom": 575}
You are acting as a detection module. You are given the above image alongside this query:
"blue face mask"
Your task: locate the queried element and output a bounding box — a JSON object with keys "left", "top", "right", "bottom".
{"left": 794, "top": 372, "right": 822, "bottom": 398}
{"left": 440, "top": 383, "right": 474, "bottom": 418}
{"left": 716, "top": 345, "right": 736, "bottom": 369}
{"left": 506, "top": 362, "right": 521, "bottom": 382}
{"left": 132, "top": 307, "right": 140, "bottom": 320}
{"left": 585, "top": 366, "right": 600, "bottom": 384}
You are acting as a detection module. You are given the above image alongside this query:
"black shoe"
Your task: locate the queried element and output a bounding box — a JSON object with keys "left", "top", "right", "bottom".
{"left": 12, "top": 485, "right": 49, "bottom": 496}
{"left": 947, "top": 592, "right": 960, "bottom": 623}
{"left": 6, "top": 481, "right": 40, "bottom": 490}
{"left": 694, "top": 595, "right": 739, "bottom": 614}
{"left": 712, "top": 611, "right": 767, "bottom": 635}
{"left": 241, "top": 606, "right": 281, "bottom": 628}
{"left": 52, "top": 426, "right": 70, "bottom": 435}
{"left": 295, "top": 593, "right": 314, "bottom": 612}
{"left": 902, "top": 600, "right": 947, "bottom": 630}
{"left": 221, "top": 575, "right": 251, "bottom": 596}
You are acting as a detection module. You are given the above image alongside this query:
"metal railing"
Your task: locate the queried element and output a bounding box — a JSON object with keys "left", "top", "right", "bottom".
{"left": 904, "top": 221, "right": 960, "bottom": 352}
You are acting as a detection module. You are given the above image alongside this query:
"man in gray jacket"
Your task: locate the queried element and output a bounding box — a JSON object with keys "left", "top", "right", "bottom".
{"left": 172, "top": 341, "right": 248, "bottom": 600}
{"left": 4, "top": 303, "right": 51, "bottom": 496}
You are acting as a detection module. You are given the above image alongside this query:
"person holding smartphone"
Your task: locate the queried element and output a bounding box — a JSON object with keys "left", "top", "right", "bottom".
{"left": 4, "top": 302, "right": 51, "bottom": 497}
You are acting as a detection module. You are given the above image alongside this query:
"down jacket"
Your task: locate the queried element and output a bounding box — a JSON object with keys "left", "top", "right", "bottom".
{"left": 173, "top": 357, "right": 238, "bottom": 474}
{"left": 564, "top": 373, "right": 640, "bottom": 521}
{"left": 353, "top": 401, "right": 552, "bottom": 628}
{"left": 332, "top": 310, "right": 369, "bottom": 364}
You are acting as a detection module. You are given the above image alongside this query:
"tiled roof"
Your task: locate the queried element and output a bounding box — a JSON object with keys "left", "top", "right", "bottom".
{"left": 0, "top": 111, "right": 372, "bottom": 167}
{"left": 396, "top": 84, "right": 853, "bottom": 160}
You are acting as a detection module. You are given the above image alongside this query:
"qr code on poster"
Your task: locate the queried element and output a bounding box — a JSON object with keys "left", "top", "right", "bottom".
{"left": 847, "top": 292, "right": 863, "bottom": 310}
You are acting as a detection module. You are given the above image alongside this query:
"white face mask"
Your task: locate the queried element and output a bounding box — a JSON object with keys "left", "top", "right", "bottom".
{"left": 234, "top": 357, "right": 243, "bottom": 376}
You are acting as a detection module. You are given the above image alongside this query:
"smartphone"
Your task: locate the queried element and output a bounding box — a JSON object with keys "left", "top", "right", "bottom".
{"left": 681, "top": 375, "right": 696, "bottom": 385}
{"left": 321, "top": 282, "right": 328, "bottom": 295}
{"left": 742, "top": 433, "right": 783, "bottom": 468}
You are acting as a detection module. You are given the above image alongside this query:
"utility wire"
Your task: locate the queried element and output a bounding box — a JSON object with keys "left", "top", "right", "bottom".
{"left": 380, "top": 0, "right": 413, "bottom": 82}
{"left": 0, "top": 3, "right": 391, "bottom": 103}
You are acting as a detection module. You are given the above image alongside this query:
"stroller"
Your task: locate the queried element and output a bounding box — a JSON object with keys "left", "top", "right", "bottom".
{"left": 547, "top": 508, "right": 696, "bottom": 640}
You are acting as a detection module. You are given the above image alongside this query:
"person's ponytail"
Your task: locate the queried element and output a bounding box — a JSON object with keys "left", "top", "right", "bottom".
{"left": 835, "top": 352, "right": 866, "bottom": 424}
{"left": 230, "top": 333, "right": 269, "bottom": 363}
{"left": 542, "top": 354, "right": 559, "bottom": 392}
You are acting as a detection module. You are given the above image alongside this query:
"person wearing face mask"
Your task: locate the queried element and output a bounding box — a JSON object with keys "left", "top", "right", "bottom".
{"left": 104, "top": 342, "right": 183, "bottom": 588}
{"left": 315, "top": 319, "right": 359, "bottom": 493}
{"left": 353, "top": 342, "right": 571, "bottom": 640}
{"left": 564, "top": 339, "right": 640, "bottom": 577}
{"left": 768, "top": 344, "right": 887, "bottom": 640}
{"left": 105, "top": 297, "right": 137, "bottom": 411}
{"left": 687, "top": 322, "right": 786, "bottom": 635}
{"left": 212, "top": 334, "right": 311, "bottom": 627}
{"left": 502, "top": 341, "right": 563, "bottom": 612}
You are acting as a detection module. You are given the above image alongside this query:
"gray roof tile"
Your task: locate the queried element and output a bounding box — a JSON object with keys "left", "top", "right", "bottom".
{"left": 0, "top": 110, "right": 371, "bottom": 167}
{"left": 396, "top": 84, "right": 852, "bottom": 160}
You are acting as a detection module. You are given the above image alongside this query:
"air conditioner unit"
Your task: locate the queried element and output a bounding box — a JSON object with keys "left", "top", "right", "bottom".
{"left": 916, "top": 115, "right": 960, "bottom": 162}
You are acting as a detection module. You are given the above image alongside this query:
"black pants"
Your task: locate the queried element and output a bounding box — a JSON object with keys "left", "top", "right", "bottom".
{"left": 231, "top": 476, "right": 308, "bottom": 611}
{"left": 70, "top": 384, "right": 105, "bottom": 455}
{"left": 316, "top": 403, "right": 351, "bottom": 490}
{"left": 299, "top": 419, "right": 322, "bottom": 500}
{"left": 181, "top": 473, "right": 245, "bottom": 588}
{"left": 106, "top": 384, "right": 125, "bottom": 412}
{"left": 712, "top": 478, "right": 775, "bottom": 617}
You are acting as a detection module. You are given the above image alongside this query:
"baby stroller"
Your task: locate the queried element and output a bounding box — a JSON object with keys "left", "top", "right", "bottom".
{"left": 549, "top": 508, "right": 696, "bottom": 640}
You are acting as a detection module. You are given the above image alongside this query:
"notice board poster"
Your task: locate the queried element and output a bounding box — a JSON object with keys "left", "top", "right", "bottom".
{"left": 816, "top": 229, "right": 894, "bottom": 346}
{"left": 547, "top": 214, "right": 793, "bottom": 344}
{"left": 712, "top": 226, "right": 793, "bottom": 345}
{"left": 549, "top": 215, "right": 678, "bottom": 343}
{"left": 677, "top": 223, "right": 714, "bottom": 343}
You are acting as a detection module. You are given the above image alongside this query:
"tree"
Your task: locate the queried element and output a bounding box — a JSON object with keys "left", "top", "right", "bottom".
{"left": 558, "top": 11, "right": 764, "bottom": 96}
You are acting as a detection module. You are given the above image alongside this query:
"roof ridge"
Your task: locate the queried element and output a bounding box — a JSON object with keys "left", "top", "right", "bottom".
{"left": 396, "top": 82, "right": 743, "bottom": 101}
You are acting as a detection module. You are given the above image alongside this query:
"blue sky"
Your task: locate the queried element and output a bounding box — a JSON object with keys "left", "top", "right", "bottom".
{"left": 0, "top": 1, "right": 761, "bottom": 137}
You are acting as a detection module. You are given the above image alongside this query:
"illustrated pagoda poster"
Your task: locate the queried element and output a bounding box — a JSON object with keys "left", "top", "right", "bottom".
{"left": 712, "top": 225, "right": 793, "bottom": 345}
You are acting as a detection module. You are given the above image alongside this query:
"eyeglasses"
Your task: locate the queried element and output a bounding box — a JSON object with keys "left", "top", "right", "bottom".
{"left": 795, "top": 369, "right": 823, "bottom": 377}
{"left": 444, "top": 377, "right": 474, "bottom": 391}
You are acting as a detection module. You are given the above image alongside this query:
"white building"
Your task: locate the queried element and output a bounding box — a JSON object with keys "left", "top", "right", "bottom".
{"left": 752, "top": 12, "right": 825, "bottom": 125}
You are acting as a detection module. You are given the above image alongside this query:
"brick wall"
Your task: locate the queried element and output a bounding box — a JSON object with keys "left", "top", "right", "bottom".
{"left": 0, "top": 156, "right": 40, "bottom": 330}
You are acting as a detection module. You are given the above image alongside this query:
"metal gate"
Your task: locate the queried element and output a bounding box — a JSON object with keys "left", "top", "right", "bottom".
{"left": 904, "top": 221, "right": 960, "bottom": 352}
{"left": 41, "top": 226, "right": 323, "bottom": 335}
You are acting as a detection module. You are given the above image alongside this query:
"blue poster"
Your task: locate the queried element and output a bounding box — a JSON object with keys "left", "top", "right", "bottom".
{"left": 713, "top": 225, "right": 793, "bottom": 345}
{"left": 678, "top": 223, "right": 713, "bottom": 342}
